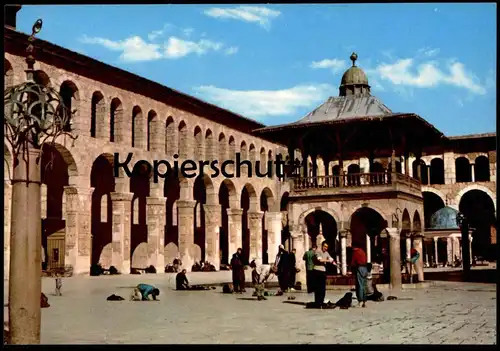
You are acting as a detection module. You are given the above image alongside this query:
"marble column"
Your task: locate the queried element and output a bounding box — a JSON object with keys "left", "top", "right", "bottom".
{"left": 434, "top": 237, "right": 439, "bottom": 265}
{"left": 146, "top": 196, "right": 166, "bottom": 271}
{"left": 387, "top": 228, "right": 402, "bottom": 291}
{"left": 469, "top": 236, "right": 473, "bottom": 264}
{"left": 340, "top": 230, "right": 348, "bottom": 276}
{"left": 453, "top": 236, "right": 460, "bottom": 261}
{"left": 4, "top": 181, "right": 12, "bottom": 280}
{"left": 291, "top": 232, "right": 306, "bottom": 286}
{"left": 248, "top": 211, "right": 264, "bottom": 265}
{"left": 471, "top": 164, "right": 475, "bottom": 182}
{"left": 227, "top": 208, "right": 243, "bottom": 257}
{"left": 366, "top": 234, "right": 371, "bottom": 262}
{"left": 177, "top": 200, "right": 196, "bottom": 271}
{"left": 405, "top": 233, "right": 412, "bottom": 260}
{"left": 446, "top": 237, "right": 453, "bottom": 265}
{"left": 64, "top": 186, "right": 94, "bottom": 275}
{"left": 266, "top": 212, "right": 282, "bottom": 264}
{"left": 412, "top": 234, "right": 424, "bottom": 282}
{"left": 110, "top": 192, "right": 134, "bottom": 274}
{"left": 203, "top": 203, "right": 221, "bottom": 270}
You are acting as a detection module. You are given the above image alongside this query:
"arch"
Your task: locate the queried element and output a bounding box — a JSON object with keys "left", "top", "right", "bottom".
{"left": 90, "top": 154, "right": 116, "bottom": 267}
{"left": 458, "top": 189, "right": 496, "bottom": 260}
{"left": 260, "top": 187, "right": 274, "bottom": 265}
{"left": 347, "top": 164, "right": 360, "bottom": 186}
{"left": 34, "top": 70, "right": 51, "bottom": 87}
{"left": 178, "top": 120, "right": 188, "bottom": 157}
{"left": 455, "top": 185, "right": 496, "bottom": 211}
{"left": 412, "top": 159, "right": 428, "bottom": 185}
{"left": 194, "top": 126, "right": 203, "bottom": 160}
{"left": 4, "top": 58, "right": 14, "bottom": 88}
{"left": 193, "top": 174, "right": 215, "bottom": 262}
{"left": 131, "top": 105, "right": 143, "bottom": 148}
{"left": 228, "top": 136, "right": 236, "bottom": 160}
{"left": 59, "top": 80, "right": 80, "bottom": 132}
{"left": 304, "top": 209, "right": 338, "bottom": 273}
{"left": 165, "top": 116, "right": 177, "bottom": 155}
{"left": 147, "top": 110, "right": 158, "bottom": 151}
{"left": 280, "top": 191, "right": 289, "bottom": 212}
{"left": 109, "top": 97, "right": 123, "bottom": 143}
{"left": 298, "top": 206, "right": 341, "bottom": 232}
{"left": 423, "top": 191, "right": 446, "bottom": 229}
{"left": 164, "top": 170, "right": 182, "bottom": 252}
{"left": 455, "top": 157, "right": 472, "bottom": 183}
{"left": 240, "top": 141, "right": 248, "bottom": 159}
{"left": 218, "top": 179, "right": 237, "bottom": 265}
{"left": 474, "top": 156, "right": 490, "bottom": 182}
{"left": 421, "top": 186, "right": 447, "bottom": 204}
{"left": 241, "top": 183, "right": 257, "bottom": 264}
{"left": 260, "top": 187, "right": 275, "bottom": 211}
{"left": 218, "top": 132, "right": 227, "bottom": 160}
{"left": 42, "top": 141, "right": 80, "bottom": 179}
{"left": 401, "top": 209, "right": 411, "bottom": 233}
{"left": 205, "top": 129, "right": 214, "bottom": 160}
{"left": 371, "top": 162, "right": 384, "bottom": 173}
{"left": 413, "top": 211, "right": 422, "bottom": 233}
{"left": 429, "top": 158, "right": 445, "bottom": 185}
{"left": 90, "top": 91, "right": 106, "bottom": 139}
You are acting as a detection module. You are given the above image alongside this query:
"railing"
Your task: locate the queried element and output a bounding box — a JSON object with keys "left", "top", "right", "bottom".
{"left": 292, "top": 172, "right": 421, "bottom": 191}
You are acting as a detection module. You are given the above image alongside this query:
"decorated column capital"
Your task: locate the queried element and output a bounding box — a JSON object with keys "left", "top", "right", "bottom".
{"left": 433, "top": 236, "right": 439, "bottom": 242}
{"left": 110, "top": 192, "right": 134, "bottom": 202}
{"left": 247, "top": 210, "right": 264, "bottom": 221}
{"left": 176, "top": 200, "right": 197, "bottom": 210}
{"left": 227, "top": 208, "right": 243, "bottom": 217}
{"left": 386, "top": 227, "right": 400, "bottom": 238}
{"left": 339, "top": 229, "right": 349, "bottom": 238}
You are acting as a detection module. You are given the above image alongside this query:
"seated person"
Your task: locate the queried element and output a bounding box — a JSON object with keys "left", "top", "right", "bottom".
{"left": 132, "top": 283, "right": 160, "bottom": 301}
{"left": 176, "top": 269, "right": 190, "bottom": 290}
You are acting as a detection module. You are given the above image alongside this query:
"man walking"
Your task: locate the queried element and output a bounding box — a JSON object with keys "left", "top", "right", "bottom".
{"left": 303, "top": 244, "right": 317, "bottom": 294}
{"left": 351, "top": 243, "right": 368, "bottom": 308}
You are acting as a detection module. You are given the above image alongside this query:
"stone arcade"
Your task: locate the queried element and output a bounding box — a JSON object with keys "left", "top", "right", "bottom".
{"left": 4, "top": 8, "right": 497, "bottom": 290}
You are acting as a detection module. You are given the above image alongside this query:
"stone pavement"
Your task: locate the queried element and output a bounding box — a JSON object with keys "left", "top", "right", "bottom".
{"left": 3, "top": 272, "right": 497, "bottom": 344}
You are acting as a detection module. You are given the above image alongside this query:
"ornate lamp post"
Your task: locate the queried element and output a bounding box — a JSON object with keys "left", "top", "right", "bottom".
{"left": 4, "top": 19, "right": 77, "bottom": 344}
{"left": 456, "top": 212, "right": 471, "bottom": 278}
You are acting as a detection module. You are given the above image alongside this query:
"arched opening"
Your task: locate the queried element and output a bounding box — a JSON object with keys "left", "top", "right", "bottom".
{"left": 110, "top": 98, "right": 123, "bottom": 143}
{"left": 249, "top": 144, "right": 256, "bottom": 164}
{"left": 412, "top": 159, "right": 428, "bottom": 185}
{"left": 165, "top": 116, "right": 176, "bottom": 155}
{"left": 371, "top": 162, "right": 385, "bottom": 184}
{"left": 4, "top": 59, "right": 13, "bottom": 89}
{"left": 260, "top": 188, "right": 274, "bottom": 264}
{"left": 228, "top": 136, "right": 236, "bottom": 161}
{"left": 371, "top": 162, "right": 384, "bottom": 173}
{"left": 455, "top": 157, "right": 471, "bottom": 183}
{"left": 259, "top": 147, "right": 266, "bottom": 174}
{"left": 130, "top": 162, "right": 151, "bottom": 269}
{"left": 41, "top": 144, "right": 69, "bottom": 271}
{"left": 280, "top": 192, "right": 290, "bottom": 249}
{"left": 413, "top": 211, "right": 422, "bottom": 233}
{"left": 34, "top": 70, "right": 51, "bottom": 87}
{"left": 350, "top": 207, "right": 387, "bottom": 272}
{"left": 194, "top": 174, "right": 214, "bottom": 262}
{"left": 459, "top": 190, "right": 496, "bottom": 260}
{"left": 205, "top": 129, "right": 214, "bottom": 160}
{"left": 147, "top": 110, "right": 157, "bottom": 151}
{"left": 90, "top": 91, "right": 105, "bottom": 139}
{"left": 178, "top": 121, "right": 188, "bottom": 158}
{"left": 305, "top": 210, "right": 337, "bottom": 274}
{"left": 218, "top": 133, "right": 227, "bottom": 161}
{"left": 423, "top": 192, "right": 445, "bottom": 229}
{"left": 131, "top": 106, "right": 143, "bottom": 148}
{"left": 474, "top": 156, "right": 490, "bottom": 182}
{"left": 90, "top": 155, "right": 115, "bottom": 267}
{"left": 59, "top": 80, "right": 79, "bottom": 132}
{"left": 219, "top": 179, "right": 236, "bottom": 265}
{"left": 347, "top": 164, "right": 360, "bottom": 186}
{"left": 194, "top": 126, "right": 203, "bottom": 161}
{"left": 241, "top": 184, "right": 257, "bottom": 264}
{"left": 429, "top": 158, "right": 445, "bottom": 185}
{"left": 400, "top": 209, "right": 412, "bottom": 263}
{"left": 164, "top": 171, "right": 181, "bottom": 264}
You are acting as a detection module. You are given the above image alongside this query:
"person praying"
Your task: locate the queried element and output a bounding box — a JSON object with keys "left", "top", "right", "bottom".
{"left": 176, "top": 269, "right": 190, "bottom": 290}
{"left": 132, "top": 283, "right": 160, "bottom": 301}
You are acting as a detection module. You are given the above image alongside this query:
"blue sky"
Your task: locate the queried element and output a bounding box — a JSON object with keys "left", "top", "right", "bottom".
{"left": 17, "top": 4, "right": 496, "bottom": 136}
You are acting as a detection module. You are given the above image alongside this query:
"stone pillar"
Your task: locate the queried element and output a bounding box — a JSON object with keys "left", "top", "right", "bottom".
{"left": 471, "top": 164, "right": 475, "bottom": 182}
{"left": 405, "top": 233, "right": 412, "bottom": 260}
{"left": 443, "top": 151, "right": 455, "bottom": 184}
{"left": 387, "top": 228, "right": 402, "bottom": 291}
{"left": 203, "top": 204, "right": 221, "bottom": 270}
{"left": 110, "top": 192, "right": 134, "bottom": 274}
{"left": 453, "top": 236, "right": 460, "bottom": 261}
{"left": 412, "top": 234, "right": 424, "bottom": 282}
{"left": 64, "top": 186, "right": 94, "bottom": 275}
{"left": 427, "top": 166, "right": 431, "bottom": 184}
{"left": 9, "top": 147, "right": 42, "bottom": 344}
{"left": 266, "top": 212, "right": 282, "bottom": 264}
{"left": 446, "top": 237, "right": 453, "bottom": 265}
{"left": 340, "top": 230, "right": 347, "bottom": 276}
{"left": 434, "top": 237, "right": 439, "bottom": 265}
{"left": 366, "top": 234, "right": 371, "bottom": 262}
{"left": 248, "top": 211, "right": 264, "bottom": 265}
{"left": 177, "top": 200, "right": 196, "bottom": 271}
{"left": 146, "top": 197, "right": 166, "bottom": 271}
{"left": 227, "top": 208, "right": 243, "bottom": 257}
{"left": 291, "top": 232, "right": 306, "bottom": 286}
{"left": 4, "top": 181, "right": 12, "bottom": 280}
{"left": 469, "top": 236, "right": 473, "bottom": 264}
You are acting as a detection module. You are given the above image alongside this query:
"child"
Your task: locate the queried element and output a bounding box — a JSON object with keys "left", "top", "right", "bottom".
{"left": 55, "top": 273, "right": 62, "bottom": 296}
{"left": 250, "top": 259, "right": 271, "bottom": 301}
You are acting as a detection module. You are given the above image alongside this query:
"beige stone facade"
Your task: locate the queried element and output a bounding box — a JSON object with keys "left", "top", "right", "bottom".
{"left": 3, "top": 26, "right": 497, "bottom": 284}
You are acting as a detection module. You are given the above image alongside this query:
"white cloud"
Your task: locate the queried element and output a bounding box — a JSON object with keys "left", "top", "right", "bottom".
{"left": 80, "top": 35, "right": 162, "bottom": 62}
{"left": 375, "top": 58, "right": 486, "bottom": 95}
{"left": 164, "top": 37, "right": 223, "bottom": 59}
{"left": 193, "top": 84, "right": 334, "bottom": 119}
{"left": 183, "top": 28, "right": 194, "bottom": 37}
{"left": 310, "top": 59, "right": 347, "bottom": 73}
{"left": 224, "top": 46, "right": 239, "bottom": 55}
{"left": 204, "top": 6, "right": 281, "bottom": 29}
{"left": 417, "top": 47, "right": 440, "bottom": 57}
{"left": 148, "top": 23, "right": 175, "bottom": 41}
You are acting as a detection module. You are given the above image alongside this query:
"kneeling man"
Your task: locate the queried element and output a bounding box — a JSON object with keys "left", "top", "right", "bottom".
{"left": 250, "top": 259, "right": 272, "bottom": 301}
{"left": 132, "top": 283, "right": 160, "bottom": 301}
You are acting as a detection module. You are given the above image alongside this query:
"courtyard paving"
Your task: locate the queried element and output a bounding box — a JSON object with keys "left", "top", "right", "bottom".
{"left": 3, "top": 272, "right": 497, "bottom": 344}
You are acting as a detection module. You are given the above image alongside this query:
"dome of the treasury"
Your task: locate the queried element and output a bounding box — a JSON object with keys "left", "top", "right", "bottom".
{"left": 429, "top": 206, "right": 460, "bottom": 230}
{"left": 340, "top": 52, "right": 369, "bottom": 87}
